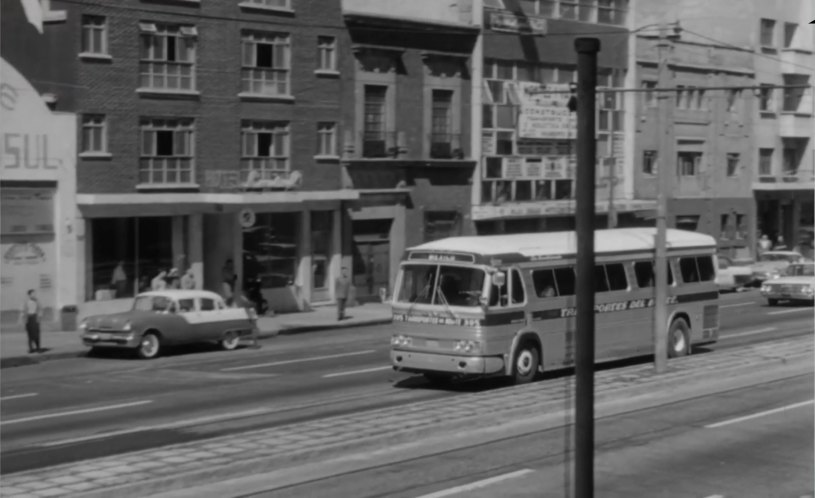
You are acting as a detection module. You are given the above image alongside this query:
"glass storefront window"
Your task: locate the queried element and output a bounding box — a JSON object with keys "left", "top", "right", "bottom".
{"left": 311, "top": 211, "right": 333, "bottom": 290}
{"left": 89, "top": 217, "right": 173, "bottom": 300}
{"left": 243, "top": 212, "right": 299, "bottom": 289}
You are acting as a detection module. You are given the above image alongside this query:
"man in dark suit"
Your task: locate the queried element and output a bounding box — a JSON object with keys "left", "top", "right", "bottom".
{"left": 335, "top": 267, "right": 352, "bottom": 321}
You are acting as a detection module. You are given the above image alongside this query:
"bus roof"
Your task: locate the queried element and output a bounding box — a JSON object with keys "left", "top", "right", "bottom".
{"left": 405, "top": 228, "right": 716, "bottom": 264}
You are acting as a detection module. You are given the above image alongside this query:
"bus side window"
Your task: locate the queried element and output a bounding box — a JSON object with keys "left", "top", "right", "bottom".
{"left": 696, "top": 256, "right": 715, "bottom": 282}
{"left": 594, "top": 265, "right": 610, "bottom": 293}
{"left": 679, "top": 257, "right": 700, "bottom": 283}
{"left": 605, "top": 263, "right": 628, "bottom": 290}
{"left": 532, "top": 269, "right": 558, "bottom": 298}
{"left": 554, "top": 267, "right": 576, "bottom": 296}
{"left": 511, "top": 269, "right": 525, "bottom": 304}
{"left": 634, "top": 261, "right": 654, "bottom": 288}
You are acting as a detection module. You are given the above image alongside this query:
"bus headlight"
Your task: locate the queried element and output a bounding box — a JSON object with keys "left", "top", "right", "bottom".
{"left": 454, "top": 340, "right": 481, "bottom": 354}
{"left": 760, "top": 285, "right": 770, "bottom": 293}
{"left": 803, "top": 286, "right": 814, "bottom": 295}
{"left": 391, "top": 335, "right": 412, "bottom": 347}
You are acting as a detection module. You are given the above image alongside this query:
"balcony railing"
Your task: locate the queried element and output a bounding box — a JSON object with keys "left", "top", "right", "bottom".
{"left": 138, "top": 157, "right": 195, "bottom": 185}
{"left": 757, "top": 171, "right": 815, "bottom": 185}
{"left": 361, "top": 130, "right": 399, "bottom": 158}
{"left": 428, "top": 132, "right": 464, "bottom": 159}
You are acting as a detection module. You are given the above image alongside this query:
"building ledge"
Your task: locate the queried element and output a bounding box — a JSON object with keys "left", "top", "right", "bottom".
{"left": 79, "top": 53, "right": 112, "bottom": 62}
{"left": 79, "top": 152, "right": 112, "bottom": 159}
{"left": 238, "top": 2, "right": 294, "bottom": 15}
{"left": 238, "top": 92, "right": 295, "bottom": 103}
{"left": 136, "top": 183, "right": 200, "bottom": 191}
{"left": 314, "top": 155, "right": 341, "bottom": 162}
{"left": 314, "top": 69, "right": 340, "bottom": 78}
{"left": 136, "top": 88, "right": 201, "bottom": 99}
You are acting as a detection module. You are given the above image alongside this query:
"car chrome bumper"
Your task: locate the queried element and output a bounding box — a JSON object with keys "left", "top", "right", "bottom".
{"left": 761, "top": 291, "right": 814, "bottom": 301}
{"left": 82, "top": 332, "right": 138, "bottom": 348}
{"left": 390, "top": 350, "right": 504, "bottom": 375}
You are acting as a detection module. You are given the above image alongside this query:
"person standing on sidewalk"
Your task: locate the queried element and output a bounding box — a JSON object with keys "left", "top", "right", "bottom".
{"left": 21, "top": 289, "right": 42, "bottom": 353}
{"left": 335, "top": 267, "right": 352, "bottom": 321}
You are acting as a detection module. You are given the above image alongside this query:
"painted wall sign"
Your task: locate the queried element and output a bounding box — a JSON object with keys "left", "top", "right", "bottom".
{"left": 0, "top": 188, "right": 55, "bottom": 235}
{"left": 517, "top": 82, "right": 576, "bottom": 140}
{"left": 488, "top": 10, "right": 547, "bottom": 35}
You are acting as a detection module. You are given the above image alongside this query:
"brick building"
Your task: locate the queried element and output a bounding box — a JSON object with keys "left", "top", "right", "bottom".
{"left": 4, "top": 0, "right": 364, "bottom": 314}
{"left": 340, "top": 0, "right": 479, "bottom": 300}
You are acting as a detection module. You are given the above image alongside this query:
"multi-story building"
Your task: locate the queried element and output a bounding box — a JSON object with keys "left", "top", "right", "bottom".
{"left": 340, "top": 0, "right": 479, "bottom": 300}
{"left": 1, "top": 0, "right": 79, "bottom": 327}
{"left": 634, "top": 35, "right": 757, "bottom": 256}
{"left": 3, "top": 0, "right": 360, "bottom": 318}
{"left": 635, "top": 0, "right": 814, "bottom": 257}
{"left": 472, "top": 0, "right": 656, "bottom": 234}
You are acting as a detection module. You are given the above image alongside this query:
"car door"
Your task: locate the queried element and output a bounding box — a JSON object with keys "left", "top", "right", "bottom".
{"left": 197, "top": 297, "right": 221, "bottom": 341}
{"left": 173, "top": 297, "right": 198, "bottom": 344}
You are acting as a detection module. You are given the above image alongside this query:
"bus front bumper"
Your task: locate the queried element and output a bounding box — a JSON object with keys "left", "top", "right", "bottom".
{"left": 390, "top": 350, "right": 505, "bottom": 375}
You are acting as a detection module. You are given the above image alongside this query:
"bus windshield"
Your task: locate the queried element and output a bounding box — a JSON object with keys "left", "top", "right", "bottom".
{"left": 396, "top": 264, "right": 486, "bottom": 307}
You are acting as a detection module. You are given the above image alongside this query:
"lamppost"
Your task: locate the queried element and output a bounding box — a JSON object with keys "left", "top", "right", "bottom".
{"left": 653, "top": 22, "right": 681, "bottom": 374}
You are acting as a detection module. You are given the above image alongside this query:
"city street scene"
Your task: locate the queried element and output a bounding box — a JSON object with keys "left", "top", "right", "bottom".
{"left": 1, "top": 0, "right": 813, "bottom": 497}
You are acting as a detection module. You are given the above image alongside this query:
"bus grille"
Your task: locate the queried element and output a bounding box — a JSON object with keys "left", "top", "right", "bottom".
{"left": 702, "top": 305, "right": 719, "bottom": 329}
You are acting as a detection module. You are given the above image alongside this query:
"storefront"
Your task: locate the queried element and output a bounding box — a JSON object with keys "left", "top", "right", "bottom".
{"left": 0, "top": 59, "right": 77, "bottom": 326}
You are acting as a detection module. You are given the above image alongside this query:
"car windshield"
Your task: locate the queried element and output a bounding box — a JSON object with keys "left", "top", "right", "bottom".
{"left": 759, "top": 253, "right": 798, "bottom": 263}
{"left": 133, "top": 295, "right": 176, "bottom": 313}
{"left": 784, "top": 264, "right": 815, "bottom": 277}
{"left": 396, "top": 264, "right": 486, "bottom": 307}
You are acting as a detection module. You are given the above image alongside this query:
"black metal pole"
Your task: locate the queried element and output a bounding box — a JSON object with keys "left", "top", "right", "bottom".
{"left": 574, "top": 37, "right": 600, "bottom": 498}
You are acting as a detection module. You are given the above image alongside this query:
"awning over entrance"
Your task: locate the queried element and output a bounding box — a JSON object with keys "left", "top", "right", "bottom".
{"left": 471, "top": 199, "right": 657, "bottom": 221}
{"left": 77, "top": 190, "right": 360, "bottom": 218}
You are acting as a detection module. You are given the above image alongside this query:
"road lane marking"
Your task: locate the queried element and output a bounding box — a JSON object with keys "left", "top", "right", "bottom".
{"left": 704, "top": 495, "right": 725, "bottom": 498}
{"left": 415, "top": 469, "right": 535, "bottom": 498}
{"left": 38, "top": 407, "right": 271, "bottom": 447}
{"left": 221, "top": 350, "right": 377, "bottom": 372}
{"left": 768, "top": 308, "right": 812, "bottom": 315}
{"left": 0, "top": 400, "right": 153, "bottom": 426}
{"left": 720, "top": 327, "right": 777, "bottom": 339}
{"left": 705, "top": 399, "right": 814, "bottom": 429}
{"left": 0, "top": 393, "right": 38, "bottom": 401}
{"left": 721, "top": 302, "right": 756, "bottom": 309}
{"left": 322, "top": 366, "right": 393, "bottom": 378}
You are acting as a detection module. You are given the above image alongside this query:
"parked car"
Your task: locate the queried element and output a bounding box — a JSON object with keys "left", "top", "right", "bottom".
{"left": 80, "top": 290, "right": 258, "bottom": 359}
{"left": 750, "top": 250, "right": 806, "bottom": 285}
{"left": 760, "top": 262, "right": 815, "bottom": 306}
{"left": 715, "top": 255, "right": 753, "bottom": 292}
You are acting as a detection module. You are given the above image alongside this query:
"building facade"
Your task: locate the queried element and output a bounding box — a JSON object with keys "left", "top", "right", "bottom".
{"left": 341, "top": 0, "right": 479, "bottom": 300}
{"left": 1, "top": 0, "right": 79, "bottom": 327}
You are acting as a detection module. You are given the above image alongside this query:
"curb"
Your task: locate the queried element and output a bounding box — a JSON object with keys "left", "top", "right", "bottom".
{"left": 0, "top": 318, "right": 391, "bottom": 369}
{"left": 23, "top": 337, "right": 810, "bottom": 498}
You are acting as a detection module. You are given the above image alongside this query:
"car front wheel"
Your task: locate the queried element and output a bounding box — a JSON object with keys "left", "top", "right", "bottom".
{"left": 138, "top": 332, "right": 161, "bottom": 359}
{"left": 220, "top": 331, "right": 240, "bottom": 351}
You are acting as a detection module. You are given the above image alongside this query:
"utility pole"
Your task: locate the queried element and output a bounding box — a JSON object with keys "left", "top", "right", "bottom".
{"left": 607, "top": 110, "right": 617, "bottom": 228}
{"left": 653, "top": 23, "right": 679, "bottom": 374}
{"left": 574, "top": 37, "right": 600, "bottom": 498}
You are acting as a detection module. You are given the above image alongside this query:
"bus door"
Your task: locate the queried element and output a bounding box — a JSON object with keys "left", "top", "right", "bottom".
{"left": 488, "top": 267, "right": 527, "bottom": 336}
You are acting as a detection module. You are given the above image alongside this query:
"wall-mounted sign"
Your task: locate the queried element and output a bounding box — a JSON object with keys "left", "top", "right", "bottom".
{"left": 517, "top": 82, "right": 576, "bottom": 140}
{"left": 472, "top": 199, "right": 657, "bottom": 221}
{"left": 0, "top": 188, "right": 54, "bottom": 235}
{"left": 408, "top": 251, "right": 476, "bottom": 263}
{"left": 239, "top": 208, "right": 256, "bottom": 228}
{"left": 481, "top": 133, "right": 496, "bottom": 156}
{"left": 488, "top": 11, "right": 547, "bottom": 35}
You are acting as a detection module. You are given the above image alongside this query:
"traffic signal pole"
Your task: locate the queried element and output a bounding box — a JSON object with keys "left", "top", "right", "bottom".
{"left": 574, "top": 37, "right": 600, "bottom": 498}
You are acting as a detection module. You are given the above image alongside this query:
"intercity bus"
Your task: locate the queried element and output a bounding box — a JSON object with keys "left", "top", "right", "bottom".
{"left": 390, "top": 228, "right": 720, "bottom": 384}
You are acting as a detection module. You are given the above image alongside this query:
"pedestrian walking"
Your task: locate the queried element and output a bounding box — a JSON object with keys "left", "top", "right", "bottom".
{"left": 181, "top": 267, "right": 196, "bottom": 290}
{"left": 335, "top": 266, "right": 352, "bottom": 321}
{"left": 21, "top": 289, "right": 41, "bottom": 353}
{"left": 111, "top": 261, "right": 128, "bottom": 298}
{"left": 222, "top": 259, "right": 237, "bottom": 306}
{"left": 758, "top": 234, "right": 772, "bottom": 255}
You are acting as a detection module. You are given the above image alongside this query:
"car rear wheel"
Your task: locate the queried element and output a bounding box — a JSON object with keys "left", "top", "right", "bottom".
{"left": 220, "top": 331, "right": 240, "bottom": 351}
{"left": 767, "top": 298, "right": 779, "bottom": 306}
{"left": 138, "top": 332, "right": 161, "bottom": 359}
{"left": 667, "top": 318, "right": 690, "bottom": 358}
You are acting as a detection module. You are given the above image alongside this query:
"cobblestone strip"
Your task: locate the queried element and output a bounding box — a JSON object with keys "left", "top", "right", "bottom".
{"left": 1, "top": 336, "right": 811, "bottom": 498}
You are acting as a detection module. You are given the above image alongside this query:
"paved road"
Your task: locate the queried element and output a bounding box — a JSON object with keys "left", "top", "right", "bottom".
{"left": 0, "top": 290, "right": 811, "bottom": 475}
{"left": 249, "top": 374, "right": 813, "bottom": 498}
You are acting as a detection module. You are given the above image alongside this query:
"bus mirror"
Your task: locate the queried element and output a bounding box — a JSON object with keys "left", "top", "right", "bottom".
{"left": 493, "top": 271, "right": 506, "bottom": 287}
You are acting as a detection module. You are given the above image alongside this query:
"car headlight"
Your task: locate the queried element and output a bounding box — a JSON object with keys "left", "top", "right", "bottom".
{"left": 454, "top": 340, "right": 481, "bottom": 353}
{"left": 803, "top": 286, "right": 814, "bottom": 295}
{"left": 79, "top": 320, "right": 88, "bottom": 330}
{"left": 122, "top": 322, "right": 132, "bottom": 332}
{"left": 760, "top": 285, "right": 770, "bottom": 293}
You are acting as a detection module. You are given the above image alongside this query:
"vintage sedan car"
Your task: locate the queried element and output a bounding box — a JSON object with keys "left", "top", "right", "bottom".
{"left": 750, "top": 250, "right": 806, "bottom": 285}
{"left": 80, "top": 290, "right": 258, "bottom": 359}
{"left": 760, "top": 262, "right": 815, "bottom": 305}
{"left": 715, "top": 255, "right": 753, "bottom": 292}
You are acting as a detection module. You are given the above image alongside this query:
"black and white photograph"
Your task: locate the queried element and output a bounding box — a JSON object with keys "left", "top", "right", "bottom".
{"left": 0, "top": 0, "right": 813, "bottom": 496}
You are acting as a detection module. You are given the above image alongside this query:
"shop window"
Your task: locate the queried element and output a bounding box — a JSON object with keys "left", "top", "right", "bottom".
{"left": 243, "top": 212, "right": 299, "bottom": 288}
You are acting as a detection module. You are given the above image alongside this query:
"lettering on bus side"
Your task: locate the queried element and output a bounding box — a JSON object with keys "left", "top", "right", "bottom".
{"left": 557, "top": 296, "right": 679, "bottom": 319}
{"left": 393, "top": 313, "right": 480, "bottom": 327}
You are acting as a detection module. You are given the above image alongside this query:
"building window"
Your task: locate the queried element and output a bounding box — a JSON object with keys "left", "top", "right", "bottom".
{"left": 317, "top": 122, "right": 337, "bottom": 157}
{"left": 559, "top": 0, "right": 578, "bottom": 20}
{"left": 241, "top": 121, "right": 289, "bottom": 178}
{"left": 782, "top": 74, "right": 809, "bottom": 113}
{"left": 243, "top": 0, "right": 291, "bottom": 8}
{"left": 758, "top": 84, "right": 774, "bottom": 112}
{"left": 642, "top": 150, "right": 657, "bottom": 175}
{"left": 241, "top": 32, "right": 290, "bottom": 96}
{"left": 675, "top": 85, "right": 687, "bottom": 109}
{"left": 139, "top": 118, "right": 195, "bottom": 184}
{"left": 139, "top": 23, "right": 196, "bottom": 91}
{"left": 81, "top": 15, "right": 107, "bottom": 55}
{"left": 317, "top": 36, "right": 336, "bottom": 71}
{"left": 363, "top": 85, "right": 389, "bottom": 158}
{"left": 430, "top": 89, "right": 454, "bottom": 159}
{"left": 641, "top": 80, "right": 657, "bottom": 108}
{"left": 597, "top": 0, "right": 626, "bottom": 25}
{"left": 677, "top": 151, "right": 701, "bottom": 176}
{"left": 81, "top": 114, "right": 107, "bottom": 153}
{"left": 760, "top": 18, "right": 776, "bottom": 47}
{"left": 783, "top": 146, "right": 801, "bottom": 176}
{"left": 726, "top": 89, "right": 741, "bottom": 112}
{"left": 783, "top": 23, "right": 797, "bottom": 49}
{"left": 726, "top": 153, "right": 740, "bottom": 177}
{"left": 759, "top": 148, "right": 773, "bottom": 176}
{"left": 424, "top": 211, "right": 460, "bottom": 242}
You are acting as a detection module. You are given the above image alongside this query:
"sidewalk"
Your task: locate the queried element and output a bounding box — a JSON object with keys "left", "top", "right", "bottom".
{"left": 0, "top": 335, "right": 810, "bottom": 498}
{"left": 0, "top": 303, "right": 392, "bottom": 369}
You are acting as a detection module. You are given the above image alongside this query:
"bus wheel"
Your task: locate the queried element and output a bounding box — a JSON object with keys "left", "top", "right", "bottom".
{"left": 667, "top": 319, "right": 690, "bottom": 358}
{"left": 513, "top": 343, "right": 539, "bottom": 384}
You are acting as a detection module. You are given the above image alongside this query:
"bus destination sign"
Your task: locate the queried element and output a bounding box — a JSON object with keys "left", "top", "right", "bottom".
{"left": 408, "top": 251, "right": 476, "bottom": 263}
